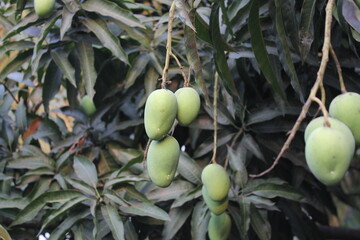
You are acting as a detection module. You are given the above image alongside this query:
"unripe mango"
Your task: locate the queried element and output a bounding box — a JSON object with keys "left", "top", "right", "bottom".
{"left": 80, "top": 95, "right": 96, "bottom": 116}
{"left": 201, "top": 164, "right": 230, "bottom": 201}
{"left": 305, "top": 127, "right": 354, "bottom": 185}
{"left": 304, "top": 117, "right": 355, "bottom": 153}
{"left": 208, "top": 212, "right": 231, "bottom": 240}
{"left": 175, "top": 87, "right": 200, "bottom": 126}
{"left": 147, "top": 136, "right": 180, "bottom": 187}
{"left": 329, "top": 92, "right": 360, "bottom": 145}
{"left": 202, "top": 186, "right": 228, "bottom": 215}
{"left": 34, "top": 0, "right": 55, "bottom": 18}
{"left": 144, "top": 89, "right": 177, "bottom": 140}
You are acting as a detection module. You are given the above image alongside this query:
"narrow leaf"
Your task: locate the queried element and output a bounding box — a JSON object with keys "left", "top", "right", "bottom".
{"left": 250, "top": 205, "right": 271, "bottom": 240}
{"left": 101, "top": 204, "right": 125, "bottom": 240}
{"left": 120, "top": 202, "right": 170, "bottom": 221}
{"left": 64, "top": 177, "right": 97, "bottom": 196}
{"left": 15, "top": 99, "right": 27, "bottom": 133}
{"left": 60, "top": 6, "right": 76, "bottom": 40}
{"left": 124, "top": 54, "right": 150, "bottom": 89}
{"left": 248, "top": 0, "right": 286, "bottom": 100}
{"left": 147, "top": 180, "right": 194, "bottom": 201}
{"left": 0, "top": 50, "right": 32, "bottom": 82}
{"left": 0, "top": 41, "right": 34, "bottom": 56}
{"left": 191, "top": 201, "right": 209, "bottom": 240}
{"left": 343, "top": 0, "right": 360, "bottom": 34}
{"left": 82, "top": 17, "right": 128, "bottom": 64}
{"left": 162, "top": 206, "right": 192, "bottom": 240}
{"left": 51, "top": 49, "right": 77, "bottom": 87}
{"left": 73, "top": 155, "right": 98, "bottom": 188}
{"left": 175, "top": 0, "right": 196, "bottom": 32}
{"left": 0, "top": 198, "right": 29, "bottom": 209}
{"left": 76, "top": 40, "right": 97, "bottom": 98}
{"left": 42, "top": 61, "right": 62, "bottom": 113}
{"left": 299, "top": 0, "right": 316, "bottom": 60}
{"left": 177, "top": 152, "right": 202, "bottom": 184}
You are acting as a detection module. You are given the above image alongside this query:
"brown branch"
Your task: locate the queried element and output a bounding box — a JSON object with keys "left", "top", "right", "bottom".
{"left": 211, "top": 72, "right": 219, "bottom": 164}
{"left": 0, "top": 82, "right": 19, "bottom": 104}
{"left": 329, "top": 45, "right": 347, "bottom": 93}
{"left": 249, "top": 0, "right": 336, "bottom": 178}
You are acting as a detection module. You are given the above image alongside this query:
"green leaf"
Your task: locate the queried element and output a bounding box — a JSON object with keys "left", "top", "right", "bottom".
{"left": 82, "top": 17, "right": 129, "bottom": 64}
{"left": 0, "top": 41, "right": 34, "bottom": 56}
{"left": 0, "top": 12, "right": 14, "bottom": 30}
{"left": 124, "top": 54, "right": 150, "bottom": 89}
{"left": 242, "top": 134, "right": 265, "bottom": 161}
{"left": 64, "top": 177, "right": 97, "bottom": 196}
{"left": 193, "top": 132, "right": 234, "bottom": 158}
{"left": 15, "top": 98, "right": 27, "bottom": 133}
{"left": 51, "top": 49, "right": 77, "bottom": 87}
{"left": 0, "top": 198, "right": 29, "bottom": 209}
{"left": 0, "top": 50, "right": 32, "bottom": 82}
{"left": 343, "top": 0, "right": 360, "bottom": 34}
{"left": 3, "top": 12, "right": 40, "bottom": 41}
{"left": 227, "top": 145, "right": 247, "bottom": 188}
{"left": 175, "top": 0, "right": 196, "bottom": 32}
{"left": 0, "top": 224, "right": 12, "bottom": 240}
{"left": 299, "top": 0, "right": 316, "bottom": 60}
{"left": 48, "top": 210, "right": 90, "bottom": 240}
{"left": 119, "top": 202, "right": 170, "bottom": 221}
{"left": 104, "top": 176, "right": 146, "bottom": 190}
{"left": 229, "top": 200, "right": 250, "bottom": 240}
{"left": 191, "top": 201, "right": 209, "bottom": 240}
{"left": 147, "top": 180, "right": 194, "bottom": 201}
{"left": 172, "top": 187, "right": 202, "bottom": 208}
{"left": 39, "top": 195, "right": 88, "bottom": 235}
{"left": 248, "top": 0, "right": 286, "bottom": 101}
{"left": 274, "top": 0, "right": 304, "bottom": 102}
{"left": 101, "top": 204, "right": 125, "bottom": 240}
{"left": 42, "top": 61, "right": 63, "bottom": 113}
{"left": 246, "top": 183, "right": 305, "bottom": 202}
{"left": 195, "top": 12, "right": 212, "bottom": 45}
{"left": 82, "top": 0, "right": 145, "bottom": 28}
{"left": 73, "top": 155, "right": 98, "bottom": 189}
{"left": 76, "top": 40, "right": 97, "bottom": 98}
{"left": 185, "top": 8, "right": 211, "bottom": 106}
{"left": 177, "top": 152, "right": 202, "bottom": 184}
{"left": 210, "top": 4, "right": 239, "bottom": 99}
{"left": 162, "top": 206, "right": 192, "bottom": 240}
{"left": 250, "top": 205, "right": 271, "bottom": 240}
{"left": 11, "top": 190, "right": 83, "bottom": 226}
{"left": 60, "top": 6, "right": 76, "bottom": 40}
{"left": 8, "top": 146, "right": 55, "bottom": 170}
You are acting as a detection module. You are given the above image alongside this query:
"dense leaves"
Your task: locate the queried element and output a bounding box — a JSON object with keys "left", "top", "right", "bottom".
{"left": 0, "top": 0, "right": 360, "bottom": 239}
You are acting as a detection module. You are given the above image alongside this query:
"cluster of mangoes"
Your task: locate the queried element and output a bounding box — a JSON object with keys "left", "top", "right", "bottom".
{"left": 145, "top": 87, "right": 200, "bottom": 187}
{"left": 201, "top": 164, "right": 231, "bottom": 240}
{"left": 34, "top": 0, "right": 55, "bottom": 18}
{"left": 305, "top": 92, "right": 360, "bottom": 186}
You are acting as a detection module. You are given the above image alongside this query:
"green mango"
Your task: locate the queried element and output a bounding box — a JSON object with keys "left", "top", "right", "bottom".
{"left": 80, "top": 95, "right": 96, "bottom": 116}
{"left": 305, "top": 126, "right": 355, "bottom": 185}
{"left": 304, "top": 117, "right": 355, "bottom": 150}
{"left": 144, "top": 89, "right": 177, "bottom": 140}
{"left": 34, "top": 0, "right": 55, "bottom": 18}
{"left": 208, "top": 212, "right": 231, "bottom": 240}
{"left": 175, "top": 87, "right": 200, "bottom": 126}
{"left": 329, "top": 92, "right": 360, "bottom": 145}
{"left": 202, "top": 186, "right": 228, "bottom": 215}
{"left": 201, "top": 164, "right": 230, "bottom": 201}
{"left": 147, "top": 136, "right": 180, "bottom": 187}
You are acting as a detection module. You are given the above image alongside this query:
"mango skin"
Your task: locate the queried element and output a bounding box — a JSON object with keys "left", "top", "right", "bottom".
{"left": 304, "top": 117, "right": 355, "bottom": 151}
{"left": 144, "top": 89, "right": 177, "bottom": 140}
{"left": 329, "top": 92, "right": 360, "bottom": 145}
{"left": 34, "top": 0, "right": 55, "bottom": 18}
{"left": 202, "top": 186, "right": 228, "bottom": 215}
{"left": 305, "top": 127, "right": 354, "bottom": 185}
{"left": 147, "top": 136, "right": 180, "bottom": 188}
{"left": 208, "top": 212, "right": 231, "bottom": 240}
{"left": 80, "top": 95, "right": 96, "bottom": 116}
{"left": 201, "top": 164, "right": 230, "bottom": 201}
{"left": 175, "top": 87, "right": 200, "bottom": 126}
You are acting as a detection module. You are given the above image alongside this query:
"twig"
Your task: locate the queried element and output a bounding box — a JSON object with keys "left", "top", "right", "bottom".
{"left": 143, "top": 139, "right": 152, "bottom": 167}
{"left": 0, "top": 82, "right": 19, "bottom": 104}
{"left": 329, "top": 45, "right": 347, "bottom": 93}
{"left": 311, "top": 96, "right": 331, "bottom": 127}
{"left": 249, "top": 0, "right": 336, "bottom": 178}
{"left": 211, "top": 72, "right": 219, "bottom": 164}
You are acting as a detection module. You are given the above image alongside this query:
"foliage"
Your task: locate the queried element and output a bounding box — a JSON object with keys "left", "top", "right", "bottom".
{"left": 0, "top": 0, "right": 360, "bottom": 239}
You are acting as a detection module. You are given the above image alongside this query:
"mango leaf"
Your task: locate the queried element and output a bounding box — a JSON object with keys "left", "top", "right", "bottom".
{"left": 39, "top": 195, "right": 88, "bottom": 235}
{"left": 193, "top": 132, "right": 234, "bottom": 158}
{"left": 76, "top": 40, "right": 97, "bottom": 98}
{"left": 0, "top": 41, "right": 34, "bottom": 56}
{"left": 0, "top": 50, "right": 32, "bottom": 82}
{"left": 0, "top": 198, "right": 29, "bottom": 209}
{"left": 48, "top": 210, "right": 90, "bottom": 240}
{"left": 51, "top": 49, "right": 77, "bottom": 87}
{"left": 299, "top": 0, "right": 316, "bottom": 60}
{"left": 0, "top": 12, "right": 14, "bottom": 30}
{"left": 64, "top": 177, "right": 97, "bottom": 196}
{"left": 274, "top": 0, "right": 304, "bottom": 102}
{"left": 172, "top": 187, "right": 202, "bottom": 208}
{"left": 104, "top": 176, "right": 147, "bottom": 189}
{"left": 124, "top": 54, "right": 150, "bottom": 89}
{"left": 60, "top": 6, "right": 76, "bottom": 40}
{"left": 147, "top": 180, "right": 194, "bottom": 201}
{"left": 0, "top": 225, "right": 11, "bottom": 240}
{"left": 11, "top": 190, "right": 83, "bottom": 226}
{"left": 101, "top": 204, "right": 125, "bottom": 240}
{"left": 343, "top": 0, "right": 360, "bottom": 34}
{"left": 175, "top": 0, "right": 196, "bottom": 32}
{"left": 82, "top": 0, "right": 144, "bottom": 28}
{"left": 195, "top": 12, "right": 212, "bottom": 45}
{"left": 248, "top": 0, "right": 286, "bottom": 100}
{"left": 3, "top": 12, "right": 40, "bottom": 41}
{"left": 250, "top": 205, "right": 271, "bottom": 240}
{"left": 162, "top": 206, "right": 192, "bottom": 240}
{"left": 191, "top": 201, "right": 210, "bottom": 240}
{"left": 8, "top": 145, "right": 55, "bottom": 170}
{"left": 15, "top": 98, "right": 27, "bottom": 133}
{"left": 242, "top": 134, "right": 265, "bottom": 161}
{"left": 73, "top": 155, "right": 98, "bottom": 189}
{"left": 227, "top": 145, "right": 247, "bottom": 187}
{"left": 82, "top": 17, "right": 128, "bottom": 64}
{"left": 177, "top": 152, "right": 202, "bottom": 184}
{"left": 229, "top": 200, "right": 250, "bottom": 240}
{"left": 245, "top": 183, "right": 305, "bottom": 202}
{"left": 120, "top": 202, "right": 170, "bottom": 221}
{"left": 42, "top": 61, "right": 62, "bottom": 113}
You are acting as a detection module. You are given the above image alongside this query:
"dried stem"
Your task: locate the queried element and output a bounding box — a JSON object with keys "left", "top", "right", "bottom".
{"left": 143, "top": 139, "right": 152, "bottom": 168}
{"left": 211, "top": 72, "right": 219, "bottom": 164}
{"left": 329, "top": 45, "right": 347, "bottom": 93}
{"left": 311, "top": 96, "right": 331, "bottom": 127}
{"left": 250, "top": 0, "right": 336, "bottom": 178}
{"left": 161, "top": 2, "right": 187, "bottom": 88}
